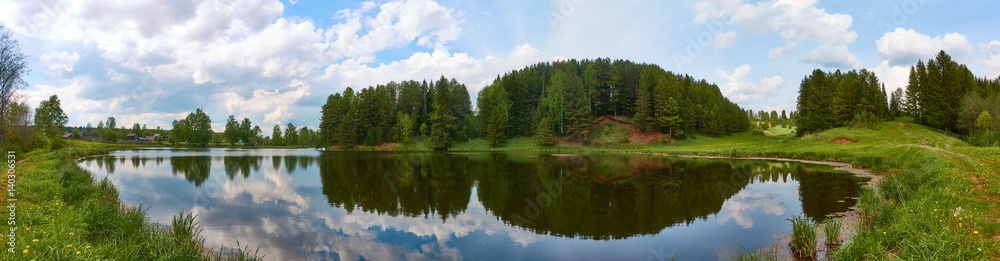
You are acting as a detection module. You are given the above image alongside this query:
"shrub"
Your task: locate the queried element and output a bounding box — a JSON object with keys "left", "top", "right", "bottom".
{"left": 849, "top": 111, "right": 882, "bottom": 130}
{"left": 26, "top": 131, "right": 51, "bottom": 152}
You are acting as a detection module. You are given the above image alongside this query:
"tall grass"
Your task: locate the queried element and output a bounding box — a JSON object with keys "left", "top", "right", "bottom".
{"left": 824, "top": 218, "right": 843, "bottom": 245}
{"left": 4, "top": 142, "right": 262, "bottom": 260}
{"left": 790, "top": 215, "right": 818, "bottom": 259}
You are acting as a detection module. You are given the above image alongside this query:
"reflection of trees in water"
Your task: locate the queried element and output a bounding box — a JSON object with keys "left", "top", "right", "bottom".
{"left": 89, "top": 150, "right": 862, "bottom": 240}
{"left": 479, "top": 155, "right": 762, "bottom": 240}
{"left": 316, "top": 152, "right": 865, "bottom": 240}
{"left": 272, "top": 156, "right": 281, "bottom": 171}
{"left": 319, "top": 152, "right": 475, "bottom": 221}
{"left": 103, "top": 157, "right": 115, "bottom": 174}
{"left": 224, "top": 156, "right": 264, "bottom": 180}
{"left": 170, "top": 156, "right": 212, "bottom": 186}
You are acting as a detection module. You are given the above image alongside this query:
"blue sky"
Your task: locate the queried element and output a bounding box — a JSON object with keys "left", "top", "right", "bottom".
{"left": 2, "top": 0, "right": 999, "bottom": 131}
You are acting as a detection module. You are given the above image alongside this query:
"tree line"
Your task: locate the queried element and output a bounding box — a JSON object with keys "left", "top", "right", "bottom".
{"left": 319, "top": 76, "right": 474, "bottom": 150}
{"left": 895, "top": 51, "right": 1000, "bottom": 146}
{"left": 319, "top": 58, "right": 751, "bottom": 150}
{"left": 795, "top": 68, "right": 889, "bottom": 136}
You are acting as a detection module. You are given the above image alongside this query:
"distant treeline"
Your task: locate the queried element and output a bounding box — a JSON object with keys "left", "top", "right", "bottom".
{"left": 319, "top": 58, "right": 750, "bottom": 149}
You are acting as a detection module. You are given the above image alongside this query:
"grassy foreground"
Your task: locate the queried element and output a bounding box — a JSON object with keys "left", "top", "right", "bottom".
{"left": 2, "top": 140, "right": 260, "bottom": 261}
{"left": 386, "top": 118, "right": 1000, "bottom": 259}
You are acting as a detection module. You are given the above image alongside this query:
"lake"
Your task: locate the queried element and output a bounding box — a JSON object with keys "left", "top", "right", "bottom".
{"left": 78, "top": 148, "right": 867, "bottom": 260}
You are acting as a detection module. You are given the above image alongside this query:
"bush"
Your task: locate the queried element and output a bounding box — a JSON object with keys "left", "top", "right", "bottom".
{"left": 26, "top": 131, "right": 51, "bottom": 152}
{"left": 849, "top": 111, "right": 882, "bottom": 130}
{"left": 49, "top": 133, "right": 66, "bottom": 149}
{"left": 967, "top": 130, "right": 1000, "bottom": 147}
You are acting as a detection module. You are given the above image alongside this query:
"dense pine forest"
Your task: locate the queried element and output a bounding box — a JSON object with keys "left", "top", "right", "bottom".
{"left": 795, "top": 51, "right": 1000, "bottom": 146}
{"left": 319, "top": 58, "right": 750, "bottom": 149}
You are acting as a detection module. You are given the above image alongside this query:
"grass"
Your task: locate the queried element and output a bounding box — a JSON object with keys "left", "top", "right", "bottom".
{"left": 824, "top": 218, "right": 843, "bottom": 246}
{"left": 791, "top": 215, "right": 819, "bottom": 259}
{"left": 1, "top": 140, "right": 261, "bottom": 261}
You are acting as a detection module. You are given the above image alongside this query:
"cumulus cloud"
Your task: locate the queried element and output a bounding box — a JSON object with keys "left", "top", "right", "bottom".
{"left": 715, "top": 64, "right": 784, "bottom": 102}
{"left": 872, "top": 60, "right": 912, "bottom": 93}
{"left": 39, "top": 51, "right": 81, "bottom": 72}
{"left": 693, "top": 0, "right": 856, "bottom": 45}
{"left": 713, "top": 31, "right": 737, "bottom": 49}
{"left": 876, "top": 28, "right": 973, "bottom": 66}
{"left": 0, "top": 0, "right": 475, "bottom": 129}
{"left": 800, "top": 44, "right": 862, "bottom": 69}
{"left": 321, "top": 44, "right": 556, "bottom": 95}
{"left": 767, "top": 42, "right": 800, "bottom": 59}
{"left": 980, "top": 41, "right": 1000, "bottom": 78}
{"left": 716, "top": 189, "right": 786, "bottom": 229}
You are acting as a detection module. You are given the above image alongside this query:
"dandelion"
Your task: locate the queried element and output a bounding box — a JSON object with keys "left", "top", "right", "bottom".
{"left": 86, "top": 246, "right": 91, "bottom": 249}
{"left": 76, "top": 251, "right": 80, "bottom": 255}
{"left": 32, "top": 239, "right": 37, "bottom": 242}
{"left": 66, "top": 244, "right": 72, "bottom": 247}
{"left": 69, "top": 232, "right": 74, "bottom": 235}
{"left": 23, "top": 249, "right": 28, "bottom": 253}
{"left": 974, "top": 231, "right": 979, "bottom": 234}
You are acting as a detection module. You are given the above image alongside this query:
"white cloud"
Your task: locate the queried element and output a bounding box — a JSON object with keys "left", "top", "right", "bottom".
{"left": 876, "top": 28, "right": 973, "bottom": 66}
{"left": 767, "top": 42, "right": 800, "bottom": 59}
{"left": 980, "top": 41, "right": 1000, "bottom": 78}
{"left": 0, "top": 0, "right": 472, "bottom": 129}
{"left": 713, "top": 31, "right": 737, "bottom": 49}
{"left": 872, "top": 60, "right": 911, "bottom": 93}
{"left": 39, "top": 51, "right": 81, "bottom": 72}
{"left": 800, "top": 44, "right": 862, "bottom": 69}
{"left": 322, "top": 44, "right": 556, "bottom": 96}
{"left": 223, "top": 79, "right": 311, "bottom": 126}
{"left": 715, "top": 64, "right": 784, "bottom": 102}
{"left": 716, "top": 189, "right": 786, "bottom": 229}
{"left": 693, "top": 0, "right": 856, "bottom": 45}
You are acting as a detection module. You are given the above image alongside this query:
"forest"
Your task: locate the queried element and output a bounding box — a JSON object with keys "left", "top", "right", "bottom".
{"left": 795, "top": 51, "right": 1000, "bottom": 146}
{"left": 319, "top": 58, "right": 750, "bottom": 150}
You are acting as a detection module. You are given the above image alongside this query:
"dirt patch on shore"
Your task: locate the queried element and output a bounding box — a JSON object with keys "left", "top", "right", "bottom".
{"left": 832, "top": 138, "right": 858, "bottom": 143}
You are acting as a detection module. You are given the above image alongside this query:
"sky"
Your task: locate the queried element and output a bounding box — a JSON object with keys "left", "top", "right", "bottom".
{"left": 2, "top": 0, "right": 999, "bottom": 131}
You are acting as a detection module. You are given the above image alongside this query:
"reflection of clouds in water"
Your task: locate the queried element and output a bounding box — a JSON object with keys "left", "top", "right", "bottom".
{"left": 190, "top": 188, "right": 531, "bottom": 260}
{"left": 319, "top": 190, "right": 543, "bottom": 247}
{"left": 716, "top": 189, "right": 787, "bottom": 229}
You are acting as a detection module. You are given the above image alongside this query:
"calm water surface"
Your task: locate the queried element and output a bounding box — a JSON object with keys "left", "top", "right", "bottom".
{"left": 79, "top": 148, "right": 866, "bottom": 260}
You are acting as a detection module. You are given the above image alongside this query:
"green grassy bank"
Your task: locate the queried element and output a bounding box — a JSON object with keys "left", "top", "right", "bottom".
{"left": 1, "top": 140, "right": 260, "bottom": 261}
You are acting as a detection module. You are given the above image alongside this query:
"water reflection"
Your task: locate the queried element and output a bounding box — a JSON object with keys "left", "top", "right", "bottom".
{"left": 80, "top": 149, "right": 866, "bottom": 260}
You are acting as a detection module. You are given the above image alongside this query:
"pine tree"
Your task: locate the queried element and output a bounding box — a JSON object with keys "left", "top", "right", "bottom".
{"left": 535, "top": 116, "right": 555, "bottom": 146}
{"left": 564, "top": 73, "right": 591, "bottom": 141}
{"left": 659, "top": 97, "right": 684, "bottom": 141}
